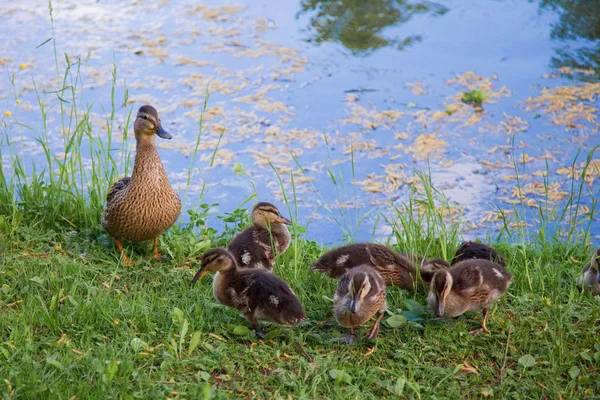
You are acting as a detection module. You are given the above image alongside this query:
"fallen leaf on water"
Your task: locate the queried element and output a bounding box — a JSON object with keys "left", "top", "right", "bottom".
{"left": 406, "top": 82, "right": 427, "bottom": 95}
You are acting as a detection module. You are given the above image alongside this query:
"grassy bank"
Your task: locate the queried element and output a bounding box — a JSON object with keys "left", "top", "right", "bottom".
{"left": 1, "top": 214, "right": 599, "bottom": 399}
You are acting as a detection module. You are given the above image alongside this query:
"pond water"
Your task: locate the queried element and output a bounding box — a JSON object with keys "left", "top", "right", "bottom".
{"left": 1, "top": 0, "right": 599, "bottom": 244}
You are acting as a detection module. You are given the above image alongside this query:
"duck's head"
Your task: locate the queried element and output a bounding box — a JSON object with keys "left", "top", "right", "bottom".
{"left": 251, "top": 202, "right": 291, "bottom": 229}
{"left": 592, "top": 248, "right": 600, "bottom": 283}
{"left": 192, "top": 248, "right": 235, "bottom": 283}
{"left": 343, "top": 269, "right": 374, "bottom": 314}
{"left": 592, "top": 248, "right": 600, "bottom": 270}
{"left": 134, "top": 105, "right": 172, "bottom": 141}
{"left": 421, "top": 258, "right": 451, "bottom": 273}
{"left": 430, "top": 270, "right": 453, "bottom": 318}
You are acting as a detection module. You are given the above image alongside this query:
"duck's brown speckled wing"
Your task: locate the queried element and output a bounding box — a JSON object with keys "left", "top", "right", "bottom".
{"left": 228, "top": 226, "right": 276, "bottom": 269}
{"left": 452, "top": 242, "right": 506, "bottom": 267}
{"left": 311, "top": 243, "right": 422, "bottom": 289}
{"left": 233, "top": 269, "right": 305, "bottom": 325}
{"left": 106, "top": 177, "right": 131, "bottom": 203}
{"left": 311, "top": 243, "right": 393, "bottom": 278}
{"left": 451, "top": 259, "right": 513, "bottom": 297}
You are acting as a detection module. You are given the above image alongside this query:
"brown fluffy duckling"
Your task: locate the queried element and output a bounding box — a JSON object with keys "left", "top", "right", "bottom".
{"left": 192, "top": 248, "right": 305, "bottom": 336}
{"left": 428, "top": 259, "right": 512, "bottom": 335}
{"left": 227, "top": 202, "right": 292, "bottom": 270}
{"left": 310, "top": 243, "right": 450, "bottom": 289}
{"left": 101, "top": 105, "right": 181, "bottom": 264}
{"left": 452, "top": 241, "right": 506, "bottom": 267}
{"left": 334, "top": 265, "right": 387, "bottom": 343}
{"left": 578, "top": 248, "right": 600, "bottom": 294}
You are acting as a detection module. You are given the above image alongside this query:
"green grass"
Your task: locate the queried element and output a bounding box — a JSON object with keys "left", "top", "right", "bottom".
{"left": 1, "top": 218, "right": 599, "bottom": 399}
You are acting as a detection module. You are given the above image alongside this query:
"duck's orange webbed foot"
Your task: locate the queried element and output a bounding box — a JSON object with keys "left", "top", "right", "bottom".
{"left": 115, "top": 238, "right": 134, "bottom": 265}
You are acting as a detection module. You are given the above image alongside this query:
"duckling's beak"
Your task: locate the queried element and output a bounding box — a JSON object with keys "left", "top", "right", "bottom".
{"left": 435, "top": 300, "right": 445, "bottom": 318}
{"left": 156, "top": 125, "right": 172, "bottom": 140}
{"left": 349, "top": 297, "right": 360, "bottom": 314}
{"left": 191, "top": 268, "right": 210, "bottom": 283}
{"left": 276, "top": 216, "right": 292, "bottom": 225}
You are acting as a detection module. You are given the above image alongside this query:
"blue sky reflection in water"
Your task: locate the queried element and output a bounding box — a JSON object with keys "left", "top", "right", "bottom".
{"left": 0, "top": 0, "right": 599, "bottom": 244}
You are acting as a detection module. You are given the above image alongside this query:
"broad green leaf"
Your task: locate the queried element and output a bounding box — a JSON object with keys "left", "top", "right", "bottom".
{"left": 329, "top": 369, "right": 352, "bottom": 384}
{"left": 199, "top": 383, "right": 213, "bottom": 400}
{"left": 30, "top": 276, "right": 44, "bottom": 285}
{"left": 180, "top": 319, "right": 189, "bottom": 342}
{"left": 518, "top": 354, "right": 535, "bottom": 368}
{"left": 91, "top": 358, "right": 104, "bottom": 374}
{"left": 402, "top": 311, "right": 423, "bottom": 322}
{"left": 569, "top": 366, "right": 580, "bottom": 380}
{"left": 130, "top": 338, "right": 145, "bottom": 353}
{"left": 231, "top": 325, "right": 250, "bottom": 336}
{"left": 1, "top": 284, "right": 10, "bottom": 294}
{"left": 393, "top": 377, "right": 405, "bottom": 395}
{"left": 171, "top": 307, "right": 185, "bottom": 327}
{"left": 188, "top": 331, "right": 201, "bottom": 355}
{"left": 407, "top": 321, "right": 424, "bottom": 330}
{"left": 46, "top": 356, "right": 63, "bottom": 370}
{"left": 580, "top": 352, "right": 593, "bottom": 362}
{"left": 265, "top": 328, "right": 282, "bottom": 340}
{"left": 105, "top": 359, "right": 119, "bottom": 381}
{"left": 403, "top": 299, "right": 426, "bottom": 315}
{"left": 196, "top": 371, "right": 211, "bottom": 382}
{"left": 67, "top": 295, "right": 79, "bottom": 307}
{"left": 0, "top": 347, "right": 10, "bottom": 360}
{"left": 386, "top": 314, "right": 407, "bottom": 328}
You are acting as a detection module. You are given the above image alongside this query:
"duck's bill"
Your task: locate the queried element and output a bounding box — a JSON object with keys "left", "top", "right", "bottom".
{"left": 435, "top": 301, "right": 445, "bottom": 318}
{"left": 192, "top": 269, "right": 210, "bottom": 283}
{"left": 276, "top": 216, "right": 292, "bottom": 225}
{"left": 156, "top": 126, "right": 172, "bottom": 139}
{"left": 349, "top": 298, "right": 360, "bottom": 314}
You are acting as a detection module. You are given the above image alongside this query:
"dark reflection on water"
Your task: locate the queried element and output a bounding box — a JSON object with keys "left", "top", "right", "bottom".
{"left": 541, "top": 0, "right": 600, "bottom": 75}
{"left": 297, "top": 0, "right": 448, "bottom": 55}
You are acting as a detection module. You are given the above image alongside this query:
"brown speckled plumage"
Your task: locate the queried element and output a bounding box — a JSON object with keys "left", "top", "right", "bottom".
{"left": 310, "top": 243, "right": 449, "bottom": 289}
{"left": 428, "top": 259, "right": 512, "bottom": 335}
{"left": 192, "top": 248, "right": 305, "bottom": 335}
{"left": 578, "top": 248, "right": 600, "bottom": 294}
{"left": 101, "top": 105, "right": 181, "bottom": 262}
{"left": 334, "top": 265, "right": 387, "bottom": 342}
{"left": 452, "top": 241, "right": 506, "bottom": 267}
{"left": 227, "top": 202, "right": 291, "bottom": 270}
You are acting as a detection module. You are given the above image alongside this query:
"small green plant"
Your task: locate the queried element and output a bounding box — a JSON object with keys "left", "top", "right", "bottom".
{"left": 462, "top": 89, "right": 489, "bottom": 106}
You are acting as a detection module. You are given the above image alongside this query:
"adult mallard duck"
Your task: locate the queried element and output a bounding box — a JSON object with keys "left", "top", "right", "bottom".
{"left": 101, "top": 105, "right": 181, "bottom": 264}
{"left": 428, "top": 259, "right": 512, "bottom": 335}
{"left": 452, "top": 241, "right": 506, "bottom": 267}
{"left": 192, "top": 248, "right": 305, "bottom": 337}
{"left": 227, "top": 202, "right": 291, "bottom": 270}
{"left": 310, "top": 243, "right": 449, "bottom": 289}
{"left": 334, "top": 265, "right": 387, "bottom": 343}
{"left": 578, "top": 248, "right": 600, "bottom": 294}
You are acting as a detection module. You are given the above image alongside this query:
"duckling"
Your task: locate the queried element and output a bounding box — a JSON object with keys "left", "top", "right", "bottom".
{"left": 227, "top": 202, "right": 291, "bottom": 270}
{"left": 334, "top": 265, "right": 387, "bottom": 343}
{"left": 310, "top": 243, "right": 449, "bottom": 289}
{"left": 578, "top": 248, "right": 600, "bottom": 294}
{"left": 452, "top": 241, "right": 506, "bottom": 267}
{"left": 428, "top": 259, "right": 512, "bottom": 335}
{"left": 192, "top": 248, "right": 305, "bottom": 336}
{"left": 102, "top": 105, "right": 181, "bottom": 264}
